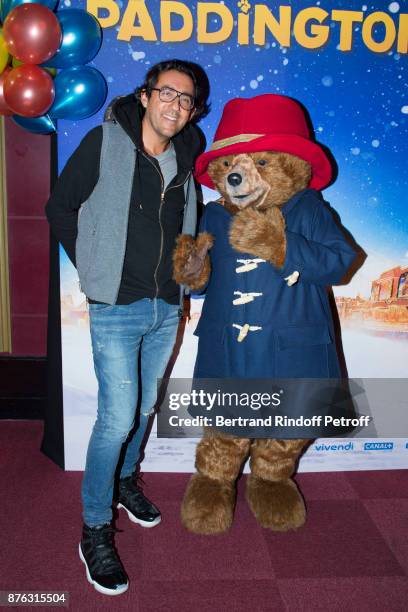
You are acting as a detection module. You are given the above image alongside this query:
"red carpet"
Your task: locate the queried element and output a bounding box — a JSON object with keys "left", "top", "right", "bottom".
{"left": 1, "top": 421, "right": 408, "bottom": 611}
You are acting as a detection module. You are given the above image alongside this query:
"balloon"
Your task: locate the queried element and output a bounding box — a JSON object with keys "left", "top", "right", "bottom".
{"left": 12, "top": 55, "right": 56, "bottom": 76}
{"left": 49, "top": 66, "right": 107, "bottom": 120}
{"left": 0, "top": 30, "right": 10, "bottom": 75}
{"left": 46, "top": 9, "right": 102, "bottom": 69}
{"left": 0, "top": 67, "right": 13, "bottom": 115}
{"left": 12, "top": 112, "right": 56, "bottom": 133}
{"left": 1, "top": 0, "right": 58, "bottom": 22}
{"left": 4, "top": 65, "right": 55, "bottom": 117}
{"left": 3, "top": 4, "right": 62, "bottom": 64}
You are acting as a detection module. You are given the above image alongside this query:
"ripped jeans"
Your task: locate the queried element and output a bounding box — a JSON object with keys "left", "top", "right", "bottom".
{"left": 82, "top": 298, "right": 180, "bottom": 527}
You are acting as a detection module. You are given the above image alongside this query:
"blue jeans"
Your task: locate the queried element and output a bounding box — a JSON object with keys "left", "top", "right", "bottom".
{"left": 82, "top": 298, "right": 180, "bottom": 527}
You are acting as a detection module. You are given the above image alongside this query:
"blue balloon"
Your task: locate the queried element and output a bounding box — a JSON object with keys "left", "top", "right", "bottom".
{"left": 49, "top": 66, "right": 107, "bottom": 120}
{"left": 13, "top": 113, "right": 56, "bottom": 134}
{"left": 46, "top": 9, "right": 102, "bottom": 69}
{"left": 1, "top": 0, "right": 58, "bottom": 21}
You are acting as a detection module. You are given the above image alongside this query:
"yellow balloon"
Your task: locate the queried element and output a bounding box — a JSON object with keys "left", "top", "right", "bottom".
{"left": 12, "top": 57, "right": 56, "bottom": 77}
{"left": 0, "top": 31, "right": 10, "bottom": 76}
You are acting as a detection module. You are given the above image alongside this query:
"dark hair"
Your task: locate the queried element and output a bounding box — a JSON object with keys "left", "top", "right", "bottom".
{"left": 135, "top": 59, "right": 210, "bottom": 123}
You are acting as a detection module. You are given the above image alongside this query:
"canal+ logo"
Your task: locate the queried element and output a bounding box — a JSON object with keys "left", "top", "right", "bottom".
{"left": 364, "top": 441, "right": 394, "bottom": 451}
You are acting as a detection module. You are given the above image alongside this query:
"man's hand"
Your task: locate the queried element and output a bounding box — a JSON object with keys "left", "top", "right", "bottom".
{"left": 229, "top": 205, "right": 286, "bottom": 268}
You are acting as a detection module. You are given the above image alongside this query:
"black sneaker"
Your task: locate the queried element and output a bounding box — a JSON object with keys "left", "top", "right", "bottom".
{"left": 117, "top": 474, "right": 161, "bottom": 528}
{"left": 79, "top": 523, "right": 128, "bottom": 596}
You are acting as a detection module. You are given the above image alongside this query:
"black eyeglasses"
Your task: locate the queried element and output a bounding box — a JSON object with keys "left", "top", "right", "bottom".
{"left": 150, "top": 86, "right": 195, "bottom": 111}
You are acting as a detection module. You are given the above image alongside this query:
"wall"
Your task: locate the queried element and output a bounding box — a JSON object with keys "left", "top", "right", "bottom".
{"left": 2, "top": 118, "right": 50, "bottom": 356}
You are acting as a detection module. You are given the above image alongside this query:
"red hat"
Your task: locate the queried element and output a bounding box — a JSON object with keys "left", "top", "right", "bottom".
{"left": 195, "top": 94, "right": 332, "bottom": 191}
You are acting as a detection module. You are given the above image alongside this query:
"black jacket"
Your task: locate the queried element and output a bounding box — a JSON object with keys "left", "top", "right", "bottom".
{"left": 46, "top": 94, "right": 204, "bottom": 304}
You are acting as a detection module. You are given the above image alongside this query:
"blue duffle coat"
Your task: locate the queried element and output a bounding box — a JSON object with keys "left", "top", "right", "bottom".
{"left": 193, "top": 189, "right": 356, "bottom": 380}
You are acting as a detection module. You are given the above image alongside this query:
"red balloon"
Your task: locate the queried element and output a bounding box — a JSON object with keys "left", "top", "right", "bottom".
{"left": 3, "top": 4, "right": 62, "bottom": 65}
{"left": 0, "top": 68, "right": 13, "bottom": 116}
{"left": 4, "top": 65, "right": 55, "bottom": 117}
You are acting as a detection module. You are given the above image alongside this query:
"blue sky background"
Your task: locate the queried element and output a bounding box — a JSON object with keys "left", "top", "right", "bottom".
{"left": 58, "top": 0, "right": 407, "bottom": 278}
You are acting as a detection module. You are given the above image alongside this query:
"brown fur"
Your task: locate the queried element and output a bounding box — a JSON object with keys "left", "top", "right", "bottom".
{"left": 246, "top": 439, "right": 307, "bottom": 530}
{"left": 195, "top": 428, "right": 251, "bottom": 481}
{"left": 229, "top": 205, "right": 287, "bottom": 268}
{"left": 181, "top": 430, "right": 308, "bottom": 534}
{"left": 181, "top": 474, "right": 236, "bottom": 534}
{"left": 246, "top": 476, "right": 306, "bottom": 531}
{"left": 249, "top": 438, "right": 308, "bottom": 481}
{"left": 208, "top": 152, "right": 311, "bottom": 210}
{"left": 172, "top": 232, "right": 213, "bottom": 291}
{"left": 181, "top": 429, "right": 251, "bottom": 534}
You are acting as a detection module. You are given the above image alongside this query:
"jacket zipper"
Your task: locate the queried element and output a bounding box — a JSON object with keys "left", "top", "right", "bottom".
{"left": 140, "top": 148, "right": 191, "bottom": 298}
{"left": 113, "top": 149, "right": 138, "bottom": 304}
{"left": 139, "top": 150, "right": 165, "bottom": 298}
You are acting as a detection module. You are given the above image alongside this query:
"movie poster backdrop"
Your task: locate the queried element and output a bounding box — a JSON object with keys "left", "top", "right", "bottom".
{"left": 59, "top": 0, "right": 408, "bottom": 470}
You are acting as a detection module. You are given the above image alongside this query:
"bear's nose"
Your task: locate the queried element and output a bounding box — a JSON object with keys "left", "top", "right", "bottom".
{"left": 227, "top": 173, "right": 242, "bottom": 187}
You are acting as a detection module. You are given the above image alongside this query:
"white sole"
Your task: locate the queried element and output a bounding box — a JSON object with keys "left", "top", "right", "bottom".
{"left": 117, "top": 503, "right": 162, "bottom": 528}
{"left": 78, "top": 544, "right": 129, "bottom": 596}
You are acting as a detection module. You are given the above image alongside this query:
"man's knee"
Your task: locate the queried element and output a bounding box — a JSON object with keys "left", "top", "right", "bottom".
{"left": 93, "top": 414, "right": 135, "bottom": 442}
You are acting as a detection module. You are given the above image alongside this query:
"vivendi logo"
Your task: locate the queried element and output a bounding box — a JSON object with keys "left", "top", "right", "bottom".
{"left": 313, "top": 442, "right": 354, "bottom": 452}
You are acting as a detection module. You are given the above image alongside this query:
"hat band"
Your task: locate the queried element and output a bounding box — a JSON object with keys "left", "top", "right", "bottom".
{"left": 210, "top": 133, "right": 265, "bottom": 151}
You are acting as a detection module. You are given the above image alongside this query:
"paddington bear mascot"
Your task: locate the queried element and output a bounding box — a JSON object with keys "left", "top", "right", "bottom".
{"left": 173, "top": 94, "right": 356, "bottom": 535}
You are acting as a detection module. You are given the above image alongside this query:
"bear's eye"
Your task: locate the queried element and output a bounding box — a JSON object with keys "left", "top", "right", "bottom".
{"left": 223, "top": 160, "right": 230, "bottom": 167}
{"left": 257, "top": 159, "right": 267, "bottom": 166}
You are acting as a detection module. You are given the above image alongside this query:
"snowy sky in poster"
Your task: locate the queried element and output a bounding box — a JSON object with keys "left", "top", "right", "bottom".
{"left": 58, "top": 0, "right": 407, "bottom": 290}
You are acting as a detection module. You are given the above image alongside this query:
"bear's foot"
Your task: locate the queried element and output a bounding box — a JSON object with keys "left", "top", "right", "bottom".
{"left": 181, "top": 474, "right": 236, "bottom": 535}
{"left": 246, "top": 475, "right": 306, "bottom": 531}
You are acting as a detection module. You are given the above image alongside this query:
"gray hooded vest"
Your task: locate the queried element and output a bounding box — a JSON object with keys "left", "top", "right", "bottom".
{"left": 75, "top": 121, "right": 197, "bottom": 305}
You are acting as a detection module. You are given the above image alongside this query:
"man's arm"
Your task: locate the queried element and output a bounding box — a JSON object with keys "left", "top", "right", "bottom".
{"left": 45, "top": 126, "right": 102, "bottom": 266}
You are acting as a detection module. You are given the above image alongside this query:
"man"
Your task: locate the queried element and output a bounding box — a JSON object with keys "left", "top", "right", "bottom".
{"left": 46, "top": 59, "right": 210, "bottom": 596}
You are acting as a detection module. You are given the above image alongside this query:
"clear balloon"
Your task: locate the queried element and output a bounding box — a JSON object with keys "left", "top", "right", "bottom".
{"left": 4, "top": 64, "right": 55, "bottom": 117}
{"left": 49, "top": 66, "right": 107, "bottom": 120}
{"left": 3, "top": 4, "right": 62, "bottom": 64}
{"left": 13, "top": 112, "right": 56, "bottom": 133}
{"left": 1, "top": 0, "right": 58, "bottom": 22}
{"left": 0, "top": 30, "right": 10, "bottom": 75}
{"left": 0, "top": 67, "right": 13, "bottom": 115}
{"left": 46, "top": 9, "right": 102, "bottom": 69}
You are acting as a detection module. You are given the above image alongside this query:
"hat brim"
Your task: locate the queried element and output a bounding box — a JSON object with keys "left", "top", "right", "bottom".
{"left": 194, "top": 134, "right": 333, "bottom": 191}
